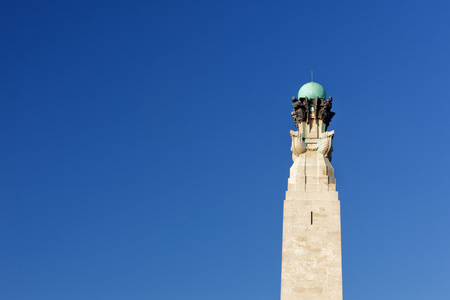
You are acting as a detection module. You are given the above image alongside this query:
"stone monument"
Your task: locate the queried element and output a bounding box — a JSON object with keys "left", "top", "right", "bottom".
{"left": 280, "top": 81, "right": 342, "bottom": 299}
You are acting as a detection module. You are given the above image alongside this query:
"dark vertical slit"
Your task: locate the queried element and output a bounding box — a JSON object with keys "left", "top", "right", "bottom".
{"left": 311, "top": 211, "right": 313, "bottom": 225}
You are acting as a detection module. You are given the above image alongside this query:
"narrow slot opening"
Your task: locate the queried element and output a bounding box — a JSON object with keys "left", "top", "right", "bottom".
{"left": 311, "top": 211, "right": 313, "bottom": 225}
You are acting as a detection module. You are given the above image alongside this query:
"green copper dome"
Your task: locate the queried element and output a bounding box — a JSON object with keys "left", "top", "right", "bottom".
{"left": 298, "top": 82, "right": 327, "bottom": 99}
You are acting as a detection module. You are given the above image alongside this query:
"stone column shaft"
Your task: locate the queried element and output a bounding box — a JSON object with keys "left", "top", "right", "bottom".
{"left": 280, "top": 150, "right": 342, "bottom": 300}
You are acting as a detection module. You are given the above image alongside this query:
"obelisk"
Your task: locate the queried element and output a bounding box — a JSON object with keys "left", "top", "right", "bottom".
{"left": 280, "top": 81, "right": 342, "bottom": 300}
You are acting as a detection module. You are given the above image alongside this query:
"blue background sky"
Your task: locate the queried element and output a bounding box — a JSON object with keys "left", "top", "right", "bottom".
{"left": 1, "top": 0, "right": 450, "bottom": 299}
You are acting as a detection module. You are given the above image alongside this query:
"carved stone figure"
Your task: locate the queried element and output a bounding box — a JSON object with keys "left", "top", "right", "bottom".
{"left": 299, "top": 97, "right": 309, "bottom": 123}
{"left": 292, "top": 96, "right": 301, "bottom": 110}
{"left": 291, "top": 97, "right": 301, "bottom": 126}
{"left": 318, "top": 97, "right": 331, "bottom": 120}
{"left": 316, "top": 97, "right": 335, "bottom": 129}
{"left": 291, "top": 97, "right": 309, "bottom": 126}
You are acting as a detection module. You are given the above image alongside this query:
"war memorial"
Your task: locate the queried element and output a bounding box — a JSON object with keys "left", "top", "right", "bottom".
{"left": 280, "top": 82, "right": 343, "bottom": 300}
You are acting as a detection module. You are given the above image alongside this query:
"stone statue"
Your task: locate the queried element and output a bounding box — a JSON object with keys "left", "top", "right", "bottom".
{"left": 291, "top": 97, "right": 302, "bottom": 124}
{"left": 299, "top": 97, "right": 309, "bottom": 123}
{"left": 291, "top": 97, "right": 309, "bottom": 126}
{"left": 317, "top": 97, "right": 335, "bottom": 129}
{"left": 318, "top": 97, "right": 332, "bottom": 120}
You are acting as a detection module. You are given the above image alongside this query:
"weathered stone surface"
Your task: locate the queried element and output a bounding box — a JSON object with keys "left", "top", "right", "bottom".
{"left": 281, "top": 97, "right": 342, "bottom": 300}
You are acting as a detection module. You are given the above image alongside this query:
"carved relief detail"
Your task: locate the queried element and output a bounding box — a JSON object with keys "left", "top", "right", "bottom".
{"left": 318, "top": 130, "right": 334, "bottom": 160}
{"left": 290, "top": 130, "right": 306, "bottom": 161}
{"left": 290, "top": 130, "right": 334, "bottom": 161}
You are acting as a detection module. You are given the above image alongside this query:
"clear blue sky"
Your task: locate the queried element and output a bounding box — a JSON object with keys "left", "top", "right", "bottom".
{"left": 1, "top": 0, "right": 450, "bottom": 299}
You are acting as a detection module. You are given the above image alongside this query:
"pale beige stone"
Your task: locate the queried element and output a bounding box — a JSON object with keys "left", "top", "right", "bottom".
{"left": 281, "top": 120, "right": 342, "bottom": 300}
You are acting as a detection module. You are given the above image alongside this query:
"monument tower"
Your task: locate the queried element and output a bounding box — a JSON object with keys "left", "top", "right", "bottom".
{"left": 280, "top": 81, "right": 342, "bottom": 299}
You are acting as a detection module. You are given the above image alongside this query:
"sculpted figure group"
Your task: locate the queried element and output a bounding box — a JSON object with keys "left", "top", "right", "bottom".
{"left": 291, "top": 96, "right": 335, "bottom": 129}
{"left": 290, "top": 95, "right": 336, "bottom": 162}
